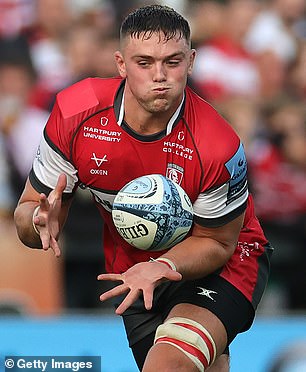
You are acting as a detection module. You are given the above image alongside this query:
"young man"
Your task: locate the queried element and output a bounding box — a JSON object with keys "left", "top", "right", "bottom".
{"left": 14, "top": 5, "right": 272, "bottom": 371}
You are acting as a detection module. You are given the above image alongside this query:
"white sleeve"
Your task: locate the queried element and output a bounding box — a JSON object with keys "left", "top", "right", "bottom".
{"left": 193, "top": 142, "right": 249, "bottom": 227}
{"left": 193, "top": 181, "right": 248, "bottom": 219}
{"left": 31, "top": 136, "right": 78, "bottom": 193}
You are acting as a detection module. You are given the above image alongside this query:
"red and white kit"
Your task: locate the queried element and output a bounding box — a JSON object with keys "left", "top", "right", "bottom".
{"left": 30, "top": 77, "right": 270, "bottom": 307}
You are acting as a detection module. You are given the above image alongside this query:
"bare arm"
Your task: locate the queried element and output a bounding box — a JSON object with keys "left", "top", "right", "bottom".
{"left": 160, "top": 212, "right": 244, "bottom": 280}
{"left": 99, "top": 212, "right": 244, "bottom": 314}
{"left": 14, "top": 173, "right": 73, "bottom": 257}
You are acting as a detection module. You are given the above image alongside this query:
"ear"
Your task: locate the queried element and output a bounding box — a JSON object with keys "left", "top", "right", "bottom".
{"left": 187, "top": 49, "right": 196, "bottom": 76}
{"left": 114, "top": 51, "right": 127, "bottom": 78}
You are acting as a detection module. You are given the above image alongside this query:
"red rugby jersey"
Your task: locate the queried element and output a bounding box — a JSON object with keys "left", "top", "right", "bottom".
{"left": 30, "top": 77, "right": 270, "bottom": 306}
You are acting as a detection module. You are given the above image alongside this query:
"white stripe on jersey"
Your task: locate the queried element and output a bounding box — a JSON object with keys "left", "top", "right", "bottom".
{"left": 33, "top": 136, "right": 78, "bottom": 192}
{"left": 166, "top": 93, "right": 185, "bottom": 135}
{"left": 117, "top": 89, "right": 185, "bottom": 135}
{"left": 193, "top": 182, "right": 248, "bottom": 220}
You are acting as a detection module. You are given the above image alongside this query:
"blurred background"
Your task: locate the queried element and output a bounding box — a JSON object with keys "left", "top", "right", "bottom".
{"left": 0, "top": 0, "right": 305, "bottom": 371}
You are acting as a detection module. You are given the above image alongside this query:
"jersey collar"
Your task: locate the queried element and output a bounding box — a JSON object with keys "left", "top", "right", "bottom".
{"left": 114, "top": 80, "right": 185, "bottom": 140}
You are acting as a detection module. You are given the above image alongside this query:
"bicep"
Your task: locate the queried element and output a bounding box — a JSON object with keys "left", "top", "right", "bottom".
{"left": 17, "top": 177, "right": 73, "bottom": 214}
{"left": 191, "top": 211, "right": 245, "bottom": 252}
{"left": 17, "top": 177, "right": 42, "bottom": 205}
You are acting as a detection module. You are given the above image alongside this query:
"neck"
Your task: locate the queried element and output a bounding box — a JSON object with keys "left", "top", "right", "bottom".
{"left": 123, "top": 89, "right": 182, "bottom": 135}
{"left": 124, "top": 109, "right": 173, "bottom": 135}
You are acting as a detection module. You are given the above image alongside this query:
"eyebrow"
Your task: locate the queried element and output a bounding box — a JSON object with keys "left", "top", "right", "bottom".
{"left": 132, "top": 52, "right": 186, "bottom": 60}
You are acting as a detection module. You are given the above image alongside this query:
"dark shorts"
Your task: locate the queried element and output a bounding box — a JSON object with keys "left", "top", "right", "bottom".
{"left": 119, "top": 274, "right": 254, "bottom": 349}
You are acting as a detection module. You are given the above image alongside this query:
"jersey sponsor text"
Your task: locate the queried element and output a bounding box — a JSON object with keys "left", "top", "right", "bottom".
{"left": 83, "top": 126, "right": 121, "bottom": 142}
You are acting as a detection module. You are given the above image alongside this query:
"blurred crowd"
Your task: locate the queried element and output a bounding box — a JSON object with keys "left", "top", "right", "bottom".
{"left": 0, "top": 0, "right": 305, "bottom": 314}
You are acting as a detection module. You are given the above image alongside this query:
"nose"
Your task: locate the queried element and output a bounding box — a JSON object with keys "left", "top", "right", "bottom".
{"left": 152, "top": 62, "right": 166, "bottom": 82}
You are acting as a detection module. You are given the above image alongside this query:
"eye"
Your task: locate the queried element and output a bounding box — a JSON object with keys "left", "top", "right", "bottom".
{"left": 137, "top": 60, "right": 151, "bottom": 67}
{"left": 166, "top": 59, "right": 181, "bottom": 66}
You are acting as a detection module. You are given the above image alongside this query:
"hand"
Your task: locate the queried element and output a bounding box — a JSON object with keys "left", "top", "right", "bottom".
{"left": 98, "top": 261, "right": 182, "bottom": 315}
{"left": 32, "top": 173, "right": 67, "bottom": 257}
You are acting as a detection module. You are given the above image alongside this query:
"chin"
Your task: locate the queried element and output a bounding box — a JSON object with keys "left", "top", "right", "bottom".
{"left": 150, "top": 99, "right": 171, "bottom": 112}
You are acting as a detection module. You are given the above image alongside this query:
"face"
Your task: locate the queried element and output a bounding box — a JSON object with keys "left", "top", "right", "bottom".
{"left": 115, "top": 32, "right": 195, "bottom": 115}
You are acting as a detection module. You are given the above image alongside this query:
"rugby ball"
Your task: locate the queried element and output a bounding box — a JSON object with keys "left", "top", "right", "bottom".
{"left": 112, "top": 174, "right": 193, "bottom": 251}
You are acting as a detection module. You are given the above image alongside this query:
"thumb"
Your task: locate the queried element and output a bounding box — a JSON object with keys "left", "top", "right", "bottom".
{"left": 165, "top": 270, "right": 182, "bottom": 282}
{"left": 54, "top": 173, "right": 67, "bottom": 196}
{"left": 48, "top": 173, "right": 67, "bottom": 204}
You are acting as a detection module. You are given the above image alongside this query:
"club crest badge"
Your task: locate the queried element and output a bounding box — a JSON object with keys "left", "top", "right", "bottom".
{"left": 166, "top": 164, "right": 184, "bottom": 185}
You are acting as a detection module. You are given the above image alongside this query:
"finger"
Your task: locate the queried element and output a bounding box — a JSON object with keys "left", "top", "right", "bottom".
{"left": 50, "top": 236, "right": 61, "bottom": 257}
{"left": 143, "top": 289, "right": 154, "bottom": 311}
{"left": 97, "top": 273, "right": 123, "bottom": 281}
{"left": 99, "top": 284, "right": 127, "bottom": 301}
{"left": 33, "top": 207, "right": 46, "bottom": 227}
{"left": 38, "top": 194, "right": 50, "bottom": 213}
{"left": 40, "top": 230, "right": 51, "bottom": 251}
{"left": 115, "top": 290, "right": 141, "bottom": 315}
{"left": 33, "top": 214, "right": 40, "bottom": 225}
{"left": 164, "top": 270, "right": 182, "bottom": 282}
{"left": 53, "top": 173, "right": 67, "bottom": 198}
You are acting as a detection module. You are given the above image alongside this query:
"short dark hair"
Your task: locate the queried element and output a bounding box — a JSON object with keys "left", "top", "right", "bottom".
{"left": 120, "top": 5, "right": 191, "bottom": 44}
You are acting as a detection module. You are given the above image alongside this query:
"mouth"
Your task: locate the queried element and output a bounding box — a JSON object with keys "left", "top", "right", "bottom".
{"left": 152, "top": 87, "right": 170, "bottom": 94}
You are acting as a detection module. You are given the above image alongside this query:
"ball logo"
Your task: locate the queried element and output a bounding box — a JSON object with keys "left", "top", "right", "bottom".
{"left": 112, "top": 213, "right": 124, "bottom": 223}
{"left": 116, "top": 195, "right": 125, "bottom": 202}
{"left": 184, "top": 194, "right": 193, "bottom": 208}
{"left": 118, "top": 224, "right": 149, "bottom": 240}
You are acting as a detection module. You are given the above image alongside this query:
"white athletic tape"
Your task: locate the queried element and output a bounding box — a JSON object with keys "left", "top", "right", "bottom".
{"left": 154, "top": 317, "right": 216, "bottom": 371}
{"left": 149, "top": 257, "right": 177, "bottom": 271}
{"left": 32, "top": 206, "right": 40, "bottom": 235}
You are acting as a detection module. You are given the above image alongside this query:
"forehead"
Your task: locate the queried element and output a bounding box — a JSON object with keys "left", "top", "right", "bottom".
{"left": 121, "top": 31, "right": 190, "bottom": 55}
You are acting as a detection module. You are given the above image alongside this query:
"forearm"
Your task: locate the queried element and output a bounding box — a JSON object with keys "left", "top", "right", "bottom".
{"left": 14, "top": 201, "right": 42, "bottom": 248}
{"left": 14, "top": 200, "right": 70, "bottom": 249}
{"left": 160, "top": 214, "right": 245, "bottom": 279}
{"left": 162, "top": 235, "right": 235, "bottom": 280}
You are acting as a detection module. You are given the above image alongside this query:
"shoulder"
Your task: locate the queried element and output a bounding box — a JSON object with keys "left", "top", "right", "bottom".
{"left": 44, "top": 77, "right": 122, "bottom": 158}
{"left": 184, "top": 86, "right": 240, "bottom": 159}
{"left": 185, "top": 85, "right": 226, "bottom": 125}
{"left": 56, "top": 77, "right": 123, "bottom": 119}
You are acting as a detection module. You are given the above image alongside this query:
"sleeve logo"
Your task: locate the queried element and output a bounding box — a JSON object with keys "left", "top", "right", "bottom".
{"left": 225, "top": 143, "right": 248, "bottom": 204}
